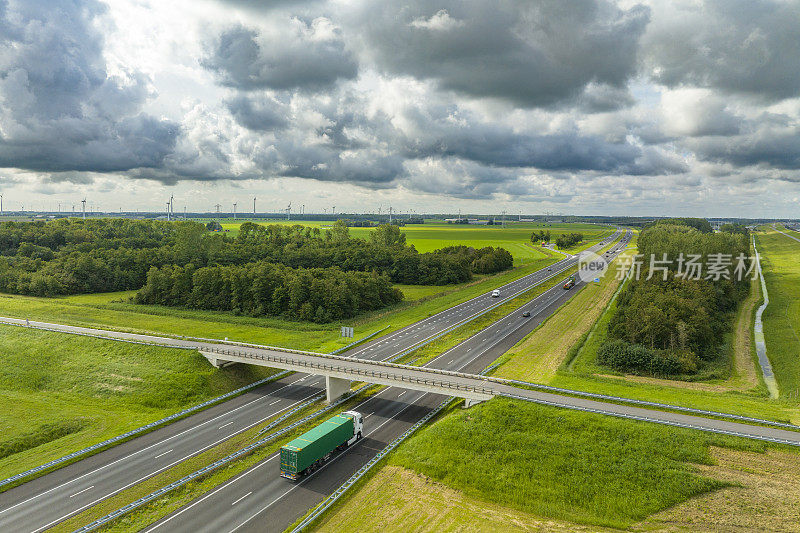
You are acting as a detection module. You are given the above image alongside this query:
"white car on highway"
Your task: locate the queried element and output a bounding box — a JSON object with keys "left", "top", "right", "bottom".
{"left": 491, "top": 289, "right": 500, "bottom": 297}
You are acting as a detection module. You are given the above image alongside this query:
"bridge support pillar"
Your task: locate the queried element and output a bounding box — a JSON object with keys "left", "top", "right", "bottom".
{"left": 326, "top": 376, "right": 351, "bottom": 403}
{"left": 201, "top": 352, "right": 235, "bottom": 369}
{"left": 463, "top": 398, "right": 486, "bottom": 409}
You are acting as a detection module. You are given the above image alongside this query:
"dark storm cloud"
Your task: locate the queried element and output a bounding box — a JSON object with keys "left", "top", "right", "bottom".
{"left": 348, "top": 0, "right": 649, "bottom": 107}
{"left": 201, "top": 22, "right": 358, "bottom": 91}
{"left": 0, "top": 0, "right": 178, "bottom": 173}
{"left": 225, "top": 94, "right": 289, "bottom": 131}
{"left": 642, "top": 0, "right": 800, "bottom": 100}
{"left": 690, "top": 126, "right": 800, "bottom": 170}
{"left": 401, "top": 105, "right": 686, "bottom": 175}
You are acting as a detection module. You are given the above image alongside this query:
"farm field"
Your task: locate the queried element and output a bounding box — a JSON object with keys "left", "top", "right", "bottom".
{"left": 0, "top": 325, "right": 279, "bottom": 482}
{"left": 757, "top": 226, "right": 800, "bottom": 399}
{"left": 0, "top": 222, "right": 611, "bottom": 352}
{"left": 311, "top": 397, "right": 795, "bottom": 531}
{"left": 216, "top": 220, "right": 613, "bottom": 265}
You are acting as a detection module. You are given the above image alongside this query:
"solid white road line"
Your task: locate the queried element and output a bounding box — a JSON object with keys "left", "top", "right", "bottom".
{"left": 154, "top": 450, "right": 173, "bottom": 460}
{"left": 218, "top": 422, "right": 234, "bottom": 430}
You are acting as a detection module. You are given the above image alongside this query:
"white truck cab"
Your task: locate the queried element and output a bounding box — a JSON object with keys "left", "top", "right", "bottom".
{"left": 491, "top": 289, "right": 500, "bottom": 297}
{"left": 343, "top": 410, "right": 364, "bottom": 445}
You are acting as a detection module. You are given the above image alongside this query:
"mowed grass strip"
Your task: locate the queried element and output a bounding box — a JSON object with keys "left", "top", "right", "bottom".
{"left": 0, "top": 326, "right": 278, "bottom": 482}
{"left": 388, "top": 397, "right": 772, "bottom": 530}
{"left": 757, "top": 228, "right": 800, "bottom": 399}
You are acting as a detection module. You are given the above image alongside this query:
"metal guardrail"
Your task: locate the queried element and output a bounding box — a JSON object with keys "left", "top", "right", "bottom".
{"left": 0, "top": 370, "right": 292, "bottom": 490}
{"left": 71, "top": 384, "right": 373, "bottom": 533}
{"left": 498, "top": 392, "right": 800, "bottom": 447}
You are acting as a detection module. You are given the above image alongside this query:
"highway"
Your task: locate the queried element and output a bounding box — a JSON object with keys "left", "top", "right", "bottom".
{"left": 0, "top": 229, "right": 624, "bottom": 532}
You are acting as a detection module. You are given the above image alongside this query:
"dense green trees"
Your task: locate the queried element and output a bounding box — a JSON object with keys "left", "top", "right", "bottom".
{"left": 600, "top": 220, "right": 750, "bottom": 377}
{"left": 0, "top": 219, "right": 515, "bottom": 320}
{"left": 530, "top": 230, "right": 550, "bottom": 243}
{"left": 135, "top": 262, "right": 402, "bottom": 322}
{"left": 555, "top": 232, "right": 583, "bottom": 249}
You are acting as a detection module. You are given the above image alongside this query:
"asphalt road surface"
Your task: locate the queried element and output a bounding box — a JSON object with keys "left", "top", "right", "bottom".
{"left": 0, "top": 229, "right": 624, "bottom": 532}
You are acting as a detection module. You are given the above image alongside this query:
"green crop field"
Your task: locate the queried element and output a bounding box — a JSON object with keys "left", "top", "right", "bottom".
{"left": 0, "top": 325, "right": 279, "bottom": 482}
{"left": 757, "top": 227, "right": 800, "bottom": 399}
{"left": 319, "top": 397, "right": 777, "bottom": 530}
{"left": 216, "top": 220, "right": 613, "bottom": 266}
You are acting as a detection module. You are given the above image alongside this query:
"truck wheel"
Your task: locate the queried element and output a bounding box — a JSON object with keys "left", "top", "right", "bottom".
{"left": 357, "top": 431, "right": 362, "bottom": 440}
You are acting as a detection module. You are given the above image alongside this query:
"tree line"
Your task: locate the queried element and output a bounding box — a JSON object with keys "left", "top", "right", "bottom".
{"left": 598, "top": 220, "right": 750, "bottom": 377}
{"left": 0, "top": 218, "right": 515, "bottom": 320}
{"left": 135, "top": 262, "right": 402, "bottom": 323}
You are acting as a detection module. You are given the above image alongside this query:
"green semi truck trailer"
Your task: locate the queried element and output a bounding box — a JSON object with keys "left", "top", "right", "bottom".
{"left": 280, "top": 410, "right": 364, "bottom": 480}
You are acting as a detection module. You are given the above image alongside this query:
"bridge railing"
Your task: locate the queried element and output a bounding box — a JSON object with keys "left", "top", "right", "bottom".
{"left": 203, "top": 346, "right": 495, "bottom": 397}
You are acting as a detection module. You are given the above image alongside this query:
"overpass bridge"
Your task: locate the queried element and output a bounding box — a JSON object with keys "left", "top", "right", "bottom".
{"left": 200, "top": 345, "right": 496, "bottom": 405}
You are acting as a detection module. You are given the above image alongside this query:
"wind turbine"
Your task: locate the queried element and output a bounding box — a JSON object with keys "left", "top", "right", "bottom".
{"left": 0, "top": 193, "right": 3, "bottom": 214}
{"left": 332, "top": 206, "right": 336, "bottom": 216}
{"left": 215, "top": 203, "right": 221, "bottom": 214}
{"left": 166, "top": 202, "right": 171, "bottom": 220}
{"left": 286, "top": 202, "right": 291, "bottom": 221}
{"left": 81, "top": 198, "right": 86, "bottom": 220}
{"left": 233, "top": 202, "right": 237, "bottom": 220}
{"left": 253, "top": 197, "right": 256, "bottom": 216}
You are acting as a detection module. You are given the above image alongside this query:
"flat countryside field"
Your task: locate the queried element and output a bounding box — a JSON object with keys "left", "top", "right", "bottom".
{"left": 215, "top": 220, "right": 613, "bottom": 266}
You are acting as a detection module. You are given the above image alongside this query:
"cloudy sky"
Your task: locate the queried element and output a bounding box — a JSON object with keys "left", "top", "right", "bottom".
{"left": 0, "top": 0, "right": 799, "bottom": 217}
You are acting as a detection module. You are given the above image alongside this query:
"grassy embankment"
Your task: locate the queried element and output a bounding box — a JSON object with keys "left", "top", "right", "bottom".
{"left": 757, "top": 226, "right": 800, "bottom": 399}
{"left": 0, "top": 326, "right": 279, "bottom": 483}
{"left": 310, "top": 397, "right": 798, "bottom": 532}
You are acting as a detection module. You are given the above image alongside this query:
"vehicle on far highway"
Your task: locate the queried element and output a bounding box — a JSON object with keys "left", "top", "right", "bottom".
{"left": 522, "top": 311, "right": 531, "bottom": 317}
{"left": 563, "top": 277, "right": 575, "bottom": 290}
{"left": 492, "top": 289, "right": 500, "bottom": 297}
{"left": 280, "top": 411, "right": 363, "bottom": 481}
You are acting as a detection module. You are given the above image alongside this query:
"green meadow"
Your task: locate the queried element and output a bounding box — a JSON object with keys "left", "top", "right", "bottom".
{"left": 0, "top": 325, "right": 279, "bottom": 482}
{"left": 757, "top": 227, "right": 800, "bottom": 398}
{"left": 217, "top": 220, "right": 613, "bottom": 265}
{"left": 331, "top": 397, "right": 774, "bottom": 530}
